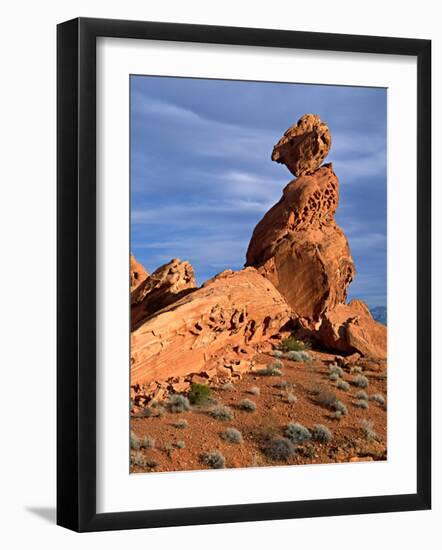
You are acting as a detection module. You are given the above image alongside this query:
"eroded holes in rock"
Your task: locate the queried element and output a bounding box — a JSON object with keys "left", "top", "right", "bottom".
{"left": 262, "top": 316, "right": 272, "bottom": 334}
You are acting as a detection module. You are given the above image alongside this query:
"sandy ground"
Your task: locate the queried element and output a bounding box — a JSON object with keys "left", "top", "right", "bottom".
{"left": 130, "top": 350, "right": 387, "bottom": 473}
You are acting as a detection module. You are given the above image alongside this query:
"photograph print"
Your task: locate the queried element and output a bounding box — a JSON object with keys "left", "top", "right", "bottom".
{"left": 129, "top": 75, "right": 387, "bottom": 473}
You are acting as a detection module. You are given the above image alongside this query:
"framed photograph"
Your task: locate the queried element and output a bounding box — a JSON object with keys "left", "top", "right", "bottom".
{"left": 57, "top": 17, "right": 431, "bottom": 532}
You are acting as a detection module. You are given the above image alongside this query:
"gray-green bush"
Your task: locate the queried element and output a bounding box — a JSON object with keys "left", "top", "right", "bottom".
{"left": 202, "top": 450, "right": 225, "bottom": 469}
{"left": 210, "top": 405, "right": 234, "bottom": 421}
{"left": 238, "top": 398, "right": 257, "bottom": 412}
{"left": 312, "top": 424, "right": 333, "bottom": 443}
{"left": 329, "top": 364, "right": 344, "bottom": 377}
{"left": 285, "top": 422, "right": 312, "bottom": 444}
{"left": 221, "top": 427, "right": 243, "bottom": 444}
{"left": 355, "top": 399, "right": 369, "bottom": 409}
{"left": 361, "top": 419, "right": 378, "bottom": 440}
{"left": 370, "top": 393, "right": 386, "bottom": 406}
{"left": 247, "top": 386, "right": 260, "bottom": 396}
{"left": 337, "top": 379, "right": 350, "bottom": 391}
{"left": 174, "top": 419, "right": 189, "bottom": 429}
{"left": 352, "top": 374, "right": 369, "bottom": 388}
{"left": 286, "top": 350, "right": 311, "bottom": 362}
{"left": 355, "top": 390, "right": 368, "bottom": 401}
{"left": 130, "top": 431, "right": 155, "bottom": 450}
{"left": 263, "top": 436, "right": 295, "bottom": 461}
{"left": 257, "top": 363, "right": 282, "bottom": 377}
{"left": 167, "top": 394, "right": 191, "bottom": 413}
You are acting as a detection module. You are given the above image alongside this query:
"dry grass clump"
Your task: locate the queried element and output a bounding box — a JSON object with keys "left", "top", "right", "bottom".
{"left": 167, "top": 394, "right": 191, "bottom": 413}
{"left": 247, "top": 386, "right": 260, "bottom": 396}
{"left": 286, "top": 350, "right": 312, "bottom": 362}
{"left": 355, "top": 399, "right": 369, "bottom": 409}
{"left": 285, "top": 392, "right": 297, "bottom": 404}
{"left": 238, "top": 398, "right": 257, "bottom": 412}
{"left": 329, "top": 372, "right": 339, "bottom": 381}
{"left": 312, "top": 424, "right": 333, "bottom": 443}
{"left": 314, "top": 388, "right": 348, "bottom": 415}
{"left": 285, "top": 422, "right": 312, "bottom": 444}
{"left": 202, "top": 450, "right": 225, "bottom": 469}
{"left": 257, "top": 363, "right": 283, "bottom": 376}
{"left": 174, "top": 440, "right": 185, "bottom": 449}
{"left": 174, "top": 419, "right": 189, "bottom": 429}
{"left": 337, "top": 379, "right": 350, "bottom": 391}
{"left": 130, "top": 431, "right": 155, "bottom": 450}
{"left": 221, "top": 382, "right": 235, "bottom": 391}
{"left": 221, "top": 427, "right": 243, "bottom": 444}
{"left": 210, "top": 405, "right": 234, "bottom": 421}
{"left": 329, "top": 364, "right": 344, "bottom": 377}
{"left": 361, "top": 419, "right": 378, "bottom": 440}
{"left": 130, "top": 451, "right": 158, "bottom": 468}
{"left": 370, "top": 393, "right": 386, "bottom": 406}
{"left": 352, "top": 374, "right": 369, "bottom": 388}
{"left": 350, "top": 366, "right": 363, "bottom": 374}
{"left": 263, "top": 436, "right": 295, "bottom": 461}
{"left": 355, "top": 390, "right": 368, "bottom": 401}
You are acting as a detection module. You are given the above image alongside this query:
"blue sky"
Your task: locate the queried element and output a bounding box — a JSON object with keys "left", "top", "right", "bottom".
{"left": 131, "top": 76, "right": 387, "bottom": 309}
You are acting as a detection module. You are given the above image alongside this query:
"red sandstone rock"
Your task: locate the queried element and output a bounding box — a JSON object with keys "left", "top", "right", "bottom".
{"left": 246, "top": 164, "right": 355, "bottom": 324}
{"left": 271, "top": 114, "right": 332, "bottom": 177}
{"left": 130, "top": 268, "right": 291, "bottom": 386}
{"left": 131, "top": 258, "right": 197, "bottom": 328}
{"left": 316, "top": 299, "right": 387, "bottom": 359}
{"left": 130, "top": 254, "right": 148, "bottom": 291}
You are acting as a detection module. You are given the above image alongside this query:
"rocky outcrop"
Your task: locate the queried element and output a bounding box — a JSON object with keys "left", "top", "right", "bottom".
{"left": 131, "top": 268, "right": 291, "bottom": 386}
{"left": 246, "top": 164, "right": 355, "bottom": 324}
{"left": 130, "top": 254, "right": 148, "bottom": 291}
{"left": 131, "top": 258, "right": 197, "bottom": 328}
{"left": 316, "top": 299, "right": 387, "bottom": 359}
{"left": 271, "top": 114, "right": 332, "bottom": 177}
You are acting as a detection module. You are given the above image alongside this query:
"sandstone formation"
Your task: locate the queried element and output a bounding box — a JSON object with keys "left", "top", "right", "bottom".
{"left": 316, "top": 299, "right": 387, "bottom": 359}
{"left": 271, "top": 114, "right": 332, "bottom": 177}
{"left": 130, "top": 254, "right": 148, "bottom": 291}
{"left": 131, "top": 268, "right": 291, "bottom": 386}
{"left": 246, "top": 163, "right": 355, "bottom": 324}
{"left": 131, "top": 258, "right": 197, "bottom": 329}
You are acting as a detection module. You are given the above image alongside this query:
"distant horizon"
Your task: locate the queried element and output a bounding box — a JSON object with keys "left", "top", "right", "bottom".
{"left": 131, "top": 76, "right": 387, "bottom": 309}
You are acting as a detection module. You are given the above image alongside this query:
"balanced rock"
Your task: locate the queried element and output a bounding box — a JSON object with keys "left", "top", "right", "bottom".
{"left": 130, "top": 254, "right": 148, "bottom": 291}
{"left": 131, "top": 268, "right": 291, "bottom": 386}
{"left": 131, "top": 258, "right": 197, "bottom": 328}
{"left": 271, "top": 114, "right": 331, "bottom": 177}
{"left": 317, "top": 299, "right": 387, "bottom": 359}
{"left": 246, "top": 164, "right": 355, "bottom": 324}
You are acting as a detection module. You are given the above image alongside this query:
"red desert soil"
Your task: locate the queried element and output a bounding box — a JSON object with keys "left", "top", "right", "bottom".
{"left": 130, "top": 350, "right": 387, "bottom": 473}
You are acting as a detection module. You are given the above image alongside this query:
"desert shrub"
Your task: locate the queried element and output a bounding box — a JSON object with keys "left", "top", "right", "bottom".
{"left": 221, "top": 382, "right": 235, "bottom": 391}
{"left": 285, "top": 392, "right": 297, "bottom": 404}
{"left": 175, "top": 440, "right": 185, "bottom": 449}
{"left": 130, "top": 451, "right": 157, "bottom": 468}
{"left": 202, "top": 450, "right": 225, "bottom": 469}
{"left": 370, "top": 393, "right": 386, "bottom": 406}
{"left": 238, "top": 398, "right": 257, "bottom": 412}
{"left": 221, "top": 427, "right": 243, "bottom": 444}
{"left": 137, "top": 406, "right": 154, "bottom": 418}
{"left": 174, "top": 419, "right": 189, "bottom": 429}
{"left": 331, "top": 411, "right": 343, "bottom": 419}
{"left": 280, "top": 336, "right": 311, "bottom": 352}
{"left": 285, "top": 422, "right": 312, "bottom": 444}
{"left": 329, "top": 372, "right": 339, "bottom": 381}
{"left": 350, "top": 366, "right": 363, "bottom": 374}
{"left": 210, "top": 405, "right": 234, "bottom": 421}
{"left": 188, "top": 382, "right": 212, "bottom": 405}
{"left": 273, "top": 380, "right": 290, "bottom": 389}
{"left": 355, "top": 399, "right": 369, "bottom": 409}
{"left": 312, "top": 424, "right": 333, "bottom": 443}
{"left": 167, "top": 394, "right": 191, "bottom": 413}
{"left": 286, "top": 350, "right": 312, "bottom": 362}
{"left": 257, "top": 363, "right": 282, "bottom": 377}
{"left": 263, "top": 436, "right": 295, "bottom": 461}
{"left": 130, "top": 431, "right": 155, "bottom": 450}
{"left": 272, "top": 349, "right": 284, "bottom": 358}
{"left": 329, "top": 364, "right": 344, "bottom": 377}
{"left": 247, "top": 386, "right": 260, "bottom": 396}
{"left": 361, "top": 419, "right": 378, "bottom": 440}
{"left": 337, "top": 379, "right": 350, "bottom": 391}
{"left": 352, "top": 374, "right": 369, "bottom": 388}
{"left": 334, "top": 400, "right": 348, "bottom": 415}
{"left": 355, "top": 390, "right": 368, "bottom": 401}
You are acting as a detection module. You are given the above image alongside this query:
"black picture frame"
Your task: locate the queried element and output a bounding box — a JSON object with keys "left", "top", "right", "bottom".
{"left": 57, "top": 17, "right": 431, "bottom": 532}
